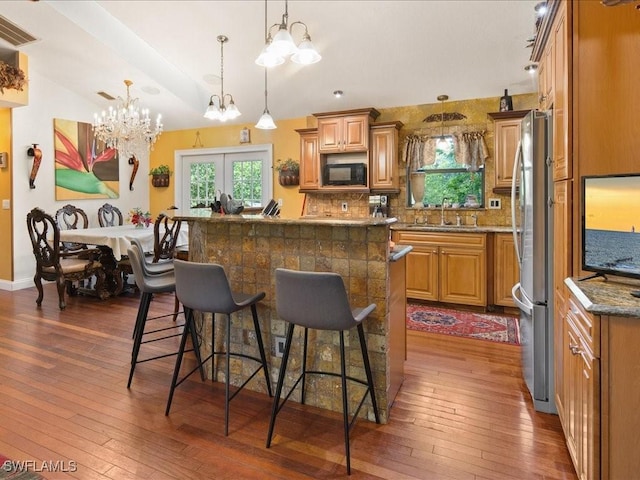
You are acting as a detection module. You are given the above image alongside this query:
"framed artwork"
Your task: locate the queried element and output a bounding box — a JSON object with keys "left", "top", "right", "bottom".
{"left": 54, "top": 118, "right": 119, "bottom": 200}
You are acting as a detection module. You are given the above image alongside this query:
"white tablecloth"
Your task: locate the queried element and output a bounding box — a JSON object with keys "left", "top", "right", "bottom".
{"left": 59, "top": 224, "right": 188, "bottom": 260}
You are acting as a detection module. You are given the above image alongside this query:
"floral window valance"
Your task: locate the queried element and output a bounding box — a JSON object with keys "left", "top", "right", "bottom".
{"left": 402, "top": 129, "right": 488, "bottom": 172}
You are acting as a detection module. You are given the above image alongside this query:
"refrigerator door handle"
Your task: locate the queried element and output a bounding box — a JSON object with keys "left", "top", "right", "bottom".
{"left": 511, "top": 140, "right": 523, "bottom": 266}
{"left": 512, "top": 282, "right": 533, "bottom": 315}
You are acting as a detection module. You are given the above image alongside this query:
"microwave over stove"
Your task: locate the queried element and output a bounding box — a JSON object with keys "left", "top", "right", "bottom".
{"left": 323, "top": 163, "right": 367, "bottom": 186}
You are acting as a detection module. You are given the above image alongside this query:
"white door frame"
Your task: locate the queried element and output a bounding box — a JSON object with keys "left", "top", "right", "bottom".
{"left": 173, "top": 144, "right": 273, "bottom": 209}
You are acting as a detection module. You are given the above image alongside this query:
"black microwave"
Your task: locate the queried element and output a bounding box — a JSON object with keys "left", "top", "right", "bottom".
{"left": 322, "top": 163, "right": 367, "bottom": 186}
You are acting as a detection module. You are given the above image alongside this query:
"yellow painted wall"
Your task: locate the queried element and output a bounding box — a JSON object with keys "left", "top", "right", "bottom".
{"left": 149, "top": 117, "right": 310, "bottom": 218}
{"left": 0, "top": 108, "right": 12, "bottom": 280}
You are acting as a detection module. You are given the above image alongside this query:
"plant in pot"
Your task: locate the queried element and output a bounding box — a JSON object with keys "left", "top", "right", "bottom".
{"left": 149, "top": 164, "right": 172, "bottom": 187}
{"left": 275, "top": 158, "right": 300, "bottom": 186}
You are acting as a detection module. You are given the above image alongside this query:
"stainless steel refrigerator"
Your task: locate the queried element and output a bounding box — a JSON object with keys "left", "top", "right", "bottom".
{"left": 510, "top": 109, "right": 556, "bottom": 414}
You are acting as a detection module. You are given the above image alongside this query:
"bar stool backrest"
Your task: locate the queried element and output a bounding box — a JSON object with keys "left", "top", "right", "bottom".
{"left": 173, "top": 259, "right": 237, "bottom": 314}
{"left": 275, "top": 268, "right": 356, "bottom": 331}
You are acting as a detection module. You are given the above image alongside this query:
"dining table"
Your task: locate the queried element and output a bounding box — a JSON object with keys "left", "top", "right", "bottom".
{"left": 59, "top": 224, "right": 188, "bottom": 297}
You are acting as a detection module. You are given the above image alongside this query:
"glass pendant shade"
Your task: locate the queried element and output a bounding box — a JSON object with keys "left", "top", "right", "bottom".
{"left": 255, "top": 44, "right": 285, "bottom": 67}
{"left": 291, "top": 36, "right": 321, "bottom": 65}
{"left": 204, "top": 102, "right": 220, "bottom": 120}
{"left": 224, "top": 100, "right": 241, "bottom": 120}
{"left": 256, "top": 110, "right": 277, "bottom": 129}
{"left": 269, "top": 26, "right": 297, "bottom": 57}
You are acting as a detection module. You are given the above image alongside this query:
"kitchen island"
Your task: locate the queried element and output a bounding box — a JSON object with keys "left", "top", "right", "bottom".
{"left": 170, "top": 210, "right": 409, "bottom": 422}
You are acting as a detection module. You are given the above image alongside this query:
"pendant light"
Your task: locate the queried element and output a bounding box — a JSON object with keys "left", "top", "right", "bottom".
{"left": 256, "top": 69, "right": 276, "bottom": 129}
{"left": 256, "top": 0, "right": 276, "bottom": 129}
{"left": 255, "top": 0, "right": 321, "bottom": 67}
{"left": 204, "top": 35, "right": 241, "bottom": 122}
{"left": 436, "top": 94, "right": 449, "bottom": 149}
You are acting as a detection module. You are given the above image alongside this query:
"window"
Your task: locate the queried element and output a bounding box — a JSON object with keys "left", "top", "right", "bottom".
{"left": 409, "top": 138, "right": 484, "bottom": 207}
{"left": 175, "top": 145, "right": 273, "bottom": 210}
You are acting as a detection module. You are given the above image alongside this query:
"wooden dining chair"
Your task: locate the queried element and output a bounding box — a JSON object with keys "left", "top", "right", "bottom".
{"left": 55, "top": 204, "right": 90, "bottom": 254}
{"left": 97, "top": 203, "right": 123, "bottom": 227}
{"left": 26, "top": 207, "right": 106, "bottom": 310}
{"left": 153, "top": 213, "right": 183, "bottom": 320}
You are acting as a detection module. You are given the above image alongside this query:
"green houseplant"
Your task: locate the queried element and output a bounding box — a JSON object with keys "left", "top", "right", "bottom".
{"left": 275, "top": 158, "right": 299, "bottom": 186}
{"left": 149, "top": 164, "right": 172, "bottom": 187}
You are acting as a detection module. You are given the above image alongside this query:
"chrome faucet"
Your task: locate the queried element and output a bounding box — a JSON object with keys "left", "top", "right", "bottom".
{"left": 440, "top": 198, "right": 449, "bottom": 225}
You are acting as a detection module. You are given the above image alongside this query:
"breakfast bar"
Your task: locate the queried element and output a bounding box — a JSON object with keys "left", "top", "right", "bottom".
{"left": 171, "top": 210, "right": 410, "bottom": 423}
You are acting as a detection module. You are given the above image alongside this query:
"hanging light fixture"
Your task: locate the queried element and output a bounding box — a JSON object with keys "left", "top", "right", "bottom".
{"left": 93, "top": 79, "right": 163, "bottom": 158}
{"left": 204, "top": 35, "right": 241, "bottom": 122}
{"left": 256, "top": 0, "right": 277, "bottom": 129}
{"left": 256, "top": 70, "right": 277, "bottom": 129}
{"left": 437, "top": 94, "right": 449, "bottom": 148}
{"left": 255, "top": 0, "right": 321, "bottom": 67}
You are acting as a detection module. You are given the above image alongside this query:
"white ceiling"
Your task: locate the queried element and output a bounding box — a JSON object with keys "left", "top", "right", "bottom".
{"left": 0, "top": 0, "right": 540, "bottom": 131}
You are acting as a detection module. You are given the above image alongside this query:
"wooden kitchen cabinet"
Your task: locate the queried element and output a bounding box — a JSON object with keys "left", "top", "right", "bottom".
{"left": 552, "top": 2, "right": 570, "bottom": 181}
{"left": 488, "top": 110, "right": 528, "bottom": 193}
{"left": 493, "top": 233, "right": 518, "bottom": 308}
{"left": 394, "top": 231, "right": 486, "bottom": 307}
{"left": 563, "top": 282, "right": 640, "bottom": 480}
{"left": 370, "top": 121, "right": 403, "bottom": 192}
{"left": 314, "top": 108, "right": 380, "bottom": 154}
{"left": 296, "top": 128, "right": 320, "bottom": 191}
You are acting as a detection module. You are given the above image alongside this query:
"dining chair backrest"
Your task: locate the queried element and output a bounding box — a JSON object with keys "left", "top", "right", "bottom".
{"left": 55, "top": 204, "right": 89, "bottom": 253}
{"left": 27, "top": 207, "right": 61, "bottom": 270}
{"left": 98, "top": 203, "right": 123, "bottom": 227}
{"left": 153, "top": 213, "right": 182, "bottom": 263}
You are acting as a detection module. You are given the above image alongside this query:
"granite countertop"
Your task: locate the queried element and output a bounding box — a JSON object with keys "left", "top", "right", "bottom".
{"left": 170, "top": 209, "right": 397, "bottom": 227}
{"left": 391, "top": 223, "right": 513, "bottom": 233}
{"left": 389, "top": 245, "right": 413, "bottom": 262}
{"left": 565, "top": 277, "right": 640, "bottom": 317}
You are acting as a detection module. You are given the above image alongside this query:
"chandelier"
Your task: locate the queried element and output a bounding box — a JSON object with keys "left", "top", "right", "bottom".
{"left": 255, "top": 0, "right": 321, "bottom": 67}
{"left": 93, "top": 80, "right": 163, "bottom": 158}
{"left": 204, "top": 35, "right": 241, "bottom": 122}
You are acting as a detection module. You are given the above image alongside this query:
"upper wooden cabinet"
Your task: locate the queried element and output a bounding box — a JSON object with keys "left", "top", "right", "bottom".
{"left": 314, "top": 108, "right": 380, "bottom": 153}
{"left": 370, "top": 121, "right": 403, "bottom": 193}
{"left": 488, "top": 110, "right": 529, "bottom": 193}
{"left": 296, "top": 128, "right": 320, "bottom": 191}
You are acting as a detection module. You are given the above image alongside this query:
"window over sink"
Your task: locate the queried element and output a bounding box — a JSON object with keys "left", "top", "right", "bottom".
{"left": 408, "top": 137, "right": 484, "bottom": 208}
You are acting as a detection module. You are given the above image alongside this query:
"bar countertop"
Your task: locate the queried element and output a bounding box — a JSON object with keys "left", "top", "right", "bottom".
{"left": 565, "top": 277, "right": 640, "bottom": 317}
{"left": 171, "top": 209, "right": 397, "bottom": 227}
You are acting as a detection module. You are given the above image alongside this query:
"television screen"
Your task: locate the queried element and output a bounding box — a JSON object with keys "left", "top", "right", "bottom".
{"left": 582, "top": 174, "right": 640, "bottom": 279}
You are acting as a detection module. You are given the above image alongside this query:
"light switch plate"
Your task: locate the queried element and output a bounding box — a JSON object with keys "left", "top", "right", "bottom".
{"left": 0, "top": 152, "right": 7, "bottom": 168}
{"left": 2, "top": 199, "right": 9, "bottom": 209}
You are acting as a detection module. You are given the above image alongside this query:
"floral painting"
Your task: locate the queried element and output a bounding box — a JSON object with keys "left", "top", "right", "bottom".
{"left": 54, "top": 118, "right": 119, "bottom": 200}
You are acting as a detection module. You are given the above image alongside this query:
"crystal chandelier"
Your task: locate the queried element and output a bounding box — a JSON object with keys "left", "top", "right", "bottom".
{"left": 255, "top": 0, "right": 321, "bottom": 67}
{"left": 204, "top": 35, "right": 241, "bottom": 122}
{"left": 93, "top": 80, "right": 163, "bottom": 158}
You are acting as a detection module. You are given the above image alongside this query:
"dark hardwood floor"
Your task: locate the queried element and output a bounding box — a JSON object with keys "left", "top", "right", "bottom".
{"left": 0, "top": 285, "right": 577, "bottom": 479}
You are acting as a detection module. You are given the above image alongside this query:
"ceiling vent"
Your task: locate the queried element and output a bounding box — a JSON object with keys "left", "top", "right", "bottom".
{"left": 0, "top": 15, "right": 38, "bottom": 46}
{"left": 97, "top": 91, "right": 115, "bottom": 101}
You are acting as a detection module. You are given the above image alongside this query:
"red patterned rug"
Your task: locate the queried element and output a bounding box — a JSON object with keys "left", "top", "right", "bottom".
{"left": 407, "top": 303, "right": 520, "bottom": 345}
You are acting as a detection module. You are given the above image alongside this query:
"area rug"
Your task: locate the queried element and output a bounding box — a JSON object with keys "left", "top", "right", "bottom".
{"left": 0, "top": 455, "right": 47, "bottom": 480}
{"left": 407, "top": 303, "right": 520, "bottom": 345}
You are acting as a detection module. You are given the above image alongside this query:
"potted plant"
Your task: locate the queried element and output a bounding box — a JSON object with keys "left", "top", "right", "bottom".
{"left": 149, "top": 164, "right": 172, "bottom": 187}
{"left": 275, "top": 158, "right": 299, "bottom": 186}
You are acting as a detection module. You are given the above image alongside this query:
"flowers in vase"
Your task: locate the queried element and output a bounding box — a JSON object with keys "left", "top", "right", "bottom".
{"left": 128, "top": 208, "right": 152, "bottom": 228}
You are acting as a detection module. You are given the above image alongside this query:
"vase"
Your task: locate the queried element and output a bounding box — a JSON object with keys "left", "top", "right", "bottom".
{"left": 499, "top": 89, "right": 513, "bottom": 112}
{"left": 410, "top": 172, "right": 426, "bottom": 208}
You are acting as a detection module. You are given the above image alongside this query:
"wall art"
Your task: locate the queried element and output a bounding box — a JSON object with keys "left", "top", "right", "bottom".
{"left": 54, "top": 118, "right": 119, "bottom": 200}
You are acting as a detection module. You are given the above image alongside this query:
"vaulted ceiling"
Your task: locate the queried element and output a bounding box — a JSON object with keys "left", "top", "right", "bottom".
{"left": 0, "top": 1, "right": 540, "bottom": 131}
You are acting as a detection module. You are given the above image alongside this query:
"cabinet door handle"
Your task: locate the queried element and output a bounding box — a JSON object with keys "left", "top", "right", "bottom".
{"left": 569, "top": 343, "right": 582, "bottom": 355}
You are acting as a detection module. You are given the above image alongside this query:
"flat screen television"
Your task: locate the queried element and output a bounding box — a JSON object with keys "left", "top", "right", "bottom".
{"left": 582, "top": 174, "right": 640, "bottom": 280}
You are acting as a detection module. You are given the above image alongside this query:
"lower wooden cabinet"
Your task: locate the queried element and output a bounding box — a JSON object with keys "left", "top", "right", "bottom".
{"left": 563, "top": 285, "right": 640, "bottom": 480}
{"left": 394, "top": 231, "right": 486, "bottom": 307}
{"left": 493, "top": 233, "right": 518, "bottom": 307}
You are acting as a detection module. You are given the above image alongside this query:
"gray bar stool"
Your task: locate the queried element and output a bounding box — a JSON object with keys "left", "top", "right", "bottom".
{"left": 165, "top": 259, "right": 273, "bottom": 436}
{"left": 266, "top": 268, "right": 380, "bottom": 475}
{"left": 126, "top": 246, "right": 202, "bottom": 388}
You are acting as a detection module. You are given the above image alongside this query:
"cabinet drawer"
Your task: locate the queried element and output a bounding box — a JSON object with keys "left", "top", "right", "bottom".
{"left": 567, "top": 296, "right": 600, "bottom": 358}
{"left": 394, "top": 231, "right": 486, "bottom": 248}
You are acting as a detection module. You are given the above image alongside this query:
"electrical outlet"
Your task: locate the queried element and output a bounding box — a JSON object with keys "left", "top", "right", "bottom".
{"left": 277, "top": 198, "right": 283, "bottom": 207}
{"left": 341, "top": 202, "right": 348, "bottom": 212}
{"left": 274, "top": 336, "right": 285, "bottom": 358}
{"left": 488, "top": 198, "right": 501, "bottom": 209}
{"left": 1, "top": 199, "right": 9, "bottom": 209}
